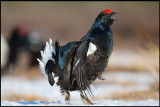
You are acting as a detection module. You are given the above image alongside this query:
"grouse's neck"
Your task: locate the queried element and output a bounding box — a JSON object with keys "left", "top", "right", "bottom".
{"left": 81, "top": 20, "right": 113, "bottom": 42}
{"left": 91, "top": 20, "right": 109, "bottom": 31}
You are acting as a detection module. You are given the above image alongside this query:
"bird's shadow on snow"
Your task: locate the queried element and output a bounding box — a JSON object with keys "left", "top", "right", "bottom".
{"left": 18, "top": 100, "right": 61, "bottom": 105}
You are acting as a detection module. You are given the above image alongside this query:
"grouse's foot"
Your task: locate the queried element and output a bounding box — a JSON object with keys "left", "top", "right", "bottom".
{"left": 80, "top": 94, "right": 93, "bottom": 105}
{"left": 61, "top": 89, "right": 70, "bottom": 104}
{"left": 64, "top": 92, "right": 70, "bottom": 104}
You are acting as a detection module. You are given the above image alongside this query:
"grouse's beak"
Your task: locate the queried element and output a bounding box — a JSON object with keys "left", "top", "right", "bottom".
{"left": 112, "top": 12, "right": 117, "bottom": 15}
{"left": 111, "top": 12, "right": 118, "bottom": 21}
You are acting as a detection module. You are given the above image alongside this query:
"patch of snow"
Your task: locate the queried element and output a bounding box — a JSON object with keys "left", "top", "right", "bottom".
{"left": 1, "top": 99, "right": 159, "bottom": 106}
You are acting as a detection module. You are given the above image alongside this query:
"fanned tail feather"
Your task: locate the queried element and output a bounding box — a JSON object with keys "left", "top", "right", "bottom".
{"left": 37, "top": 39, "right": 56, "bottom": 79}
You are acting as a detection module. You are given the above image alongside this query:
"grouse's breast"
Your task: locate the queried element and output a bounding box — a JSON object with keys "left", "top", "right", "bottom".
{"left": 86, "top": 36, "right": 113, "bottom": 84}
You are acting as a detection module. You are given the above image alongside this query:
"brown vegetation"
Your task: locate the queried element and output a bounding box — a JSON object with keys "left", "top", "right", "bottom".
{"left": 2, "top": 92, "right": 50, "bottom": 102}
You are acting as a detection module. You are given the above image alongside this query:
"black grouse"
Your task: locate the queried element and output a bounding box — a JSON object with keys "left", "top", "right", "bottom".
{"left": 8, "top": 25, "right": 44, "bottom": 67}
{"left": 37, "top": 9, "right": 117, "bottom": 105}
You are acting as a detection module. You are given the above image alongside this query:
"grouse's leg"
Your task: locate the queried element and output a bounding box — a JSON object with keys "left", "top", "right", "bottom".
{"left": 61, "top": 89, "right": 70, "bottom": 104}
{"left": 80, "top": 93, "right": 93, "bottom": 105}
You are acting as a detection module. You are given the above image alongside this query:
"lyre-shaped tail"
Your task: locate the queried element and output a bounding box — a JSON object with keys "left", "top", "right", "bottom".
{"left": 37, "top": 39, "right": 58, "bottom": 86}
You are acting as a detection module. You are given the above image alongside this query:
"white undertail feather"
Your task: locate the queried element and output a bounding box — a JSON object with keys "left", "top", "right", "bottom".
{"left": 37, "top": 39, "right": 56, "bottom": 79}
{"left": 54, "top": 77, "right": 59, "bottom": 83}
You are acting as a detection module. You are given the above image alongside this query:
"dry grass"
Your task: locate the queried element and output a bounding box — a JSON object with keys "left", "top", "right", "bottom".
{"left": 94, "top": 79, "right": 137, "bottom": 87}
{"left": 101, "top": 89, "right": 159, "bottom": 101}
{"left": 94, "top": 80, "right": 159, "bottom": 101}
{"left": 2, "top": 67, "right": 44, "bottom": 81}
{"left": 108, "top": 39, "right": 159, "bottom": 82}
{"left": 101, "top": 40, "right": 159, "bottom": 101}
{"left": 136, "top": 42, "right": 159, "bottom": 82}
{"left": 2, "top": 92, "right": 50, "bottom": 102}
{"left": 12, "top": 67, "right": 43, "bottom": 81}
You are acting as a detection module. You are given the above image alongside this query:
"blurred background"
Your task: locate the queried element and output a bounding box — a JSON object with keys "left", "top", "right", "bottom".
{"left": 1, "top": 1, "right": 159, "bottom": 104}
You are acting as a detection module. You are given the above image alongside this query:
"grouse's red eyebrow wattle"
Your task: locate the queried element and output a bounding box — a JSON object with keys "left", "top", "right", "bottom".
{"left": 104, "top": 9, "right": 112, "bottom": 14}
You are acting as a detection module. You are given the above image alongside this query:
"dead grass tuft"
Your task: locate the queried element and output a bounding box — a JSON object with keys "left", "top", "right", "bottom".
{"left": 2, "top": 92, "right": 50, "bottom": 102}
{"left": 109, "top": 89, "right": 159, "bottom": 101}
{"left": 135, "top": 41, "right": 159, "bottom": 82}
{"left": 94, "top": 88, "right": 159, "bottom": 101}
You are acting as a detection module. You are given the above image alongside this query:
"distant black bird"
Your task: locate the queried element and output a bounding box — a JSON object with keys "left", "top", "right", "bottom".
{"left": 37, "top": 9, "right": 117, "bottom": 105}
{"left": 8, "top": 25, "right": 43, "bottom": 67}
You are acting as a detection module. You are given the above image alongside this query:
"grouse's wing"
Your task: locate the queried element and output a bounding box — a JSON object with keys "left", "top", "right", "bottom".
{"left": 70, "top": 39, "right": 94, "bottom": 99}
{"left": 58, "top": 41, "right": 82, "bottom": 70}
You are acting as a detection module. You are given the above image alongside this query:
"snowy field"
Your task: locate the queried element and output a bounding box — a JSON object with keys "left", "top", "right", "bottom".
{"left": 2, "top": 99, "right": 159, "bottom": 106}
{"left": 1, "top": 71, "right": 159, "bottom": 106}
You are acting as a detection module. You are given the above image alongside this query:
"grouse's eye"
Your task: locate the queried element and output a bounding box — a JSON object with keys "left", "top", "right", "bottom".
{"left": 106, "top": 13, "right": 109, "bottom": 15}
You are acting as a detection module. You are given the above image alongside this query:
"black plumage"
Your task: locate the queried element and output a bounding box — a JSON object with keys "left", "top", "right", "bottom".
{"left": 38, "top": 9, "right": 117, "bottom": 105}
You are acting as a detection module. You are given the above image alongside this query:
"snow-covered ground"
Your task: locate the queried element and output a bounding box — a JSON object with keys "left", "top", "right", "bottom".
{"left": 1, "top": 71, "right": 159, "bottom": 106}
{"left": 2, "top": 99, "right": 159, "bottom": 106}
